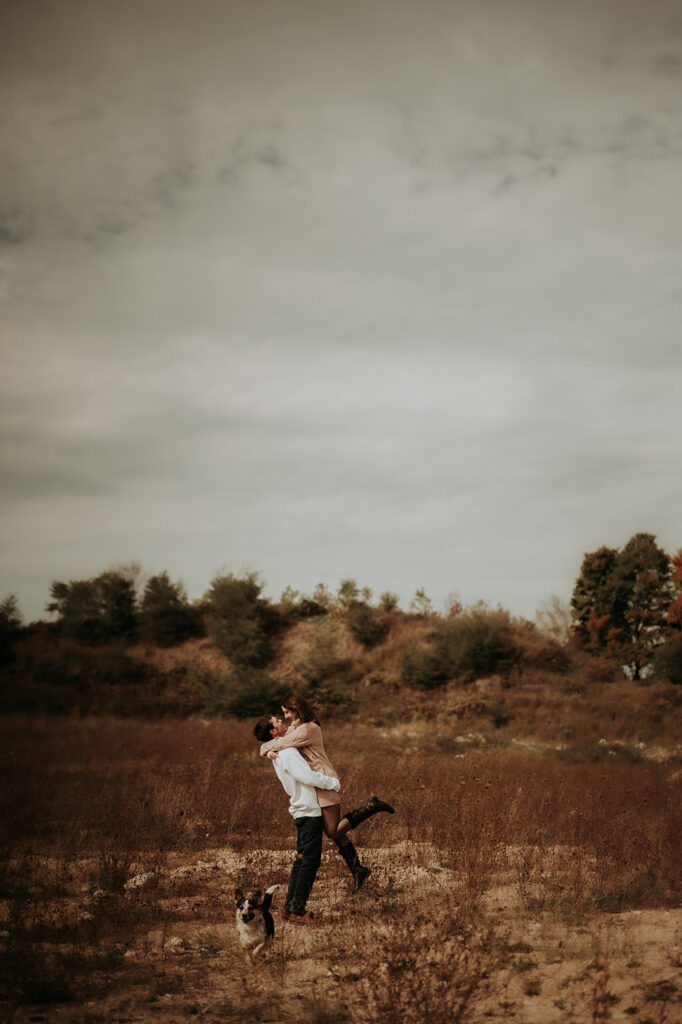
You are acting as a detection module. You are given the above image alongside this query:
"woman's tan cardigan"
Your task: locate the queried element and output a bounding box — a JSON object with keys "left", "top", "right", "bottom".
{"left": 260, "top": 722, "right": 341, "bottom": 808}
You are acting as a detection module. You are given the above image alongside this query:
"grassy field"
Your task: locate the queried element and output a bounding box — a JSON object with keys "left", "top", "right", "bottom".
{"left": 1, "top": 713, "right": 681, "bottom": 1023}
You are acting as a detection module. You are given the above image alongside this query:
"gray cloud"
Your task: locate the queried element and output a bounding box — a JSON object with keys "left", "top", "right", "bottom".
{"left": 0, "top": 211, "right": 32, "bottom": 245}
{"left": 1, "top": 0, "right": 681, "bottom": 619}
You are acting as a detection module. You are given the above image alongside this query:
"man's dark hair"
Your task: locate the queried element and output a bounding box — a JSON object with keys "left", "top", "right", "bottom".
{"left": 253, "top": 715, "right": 274, "bottom": 743}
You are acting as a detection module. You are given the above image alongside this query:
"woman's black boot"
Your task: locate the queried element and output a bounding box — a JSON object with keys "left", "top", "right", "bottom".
{"left": 337, "top": 838, "right": 372, "bottom": 893}
{"left": 344, "top": 793, "right": 395, "bottom": 830}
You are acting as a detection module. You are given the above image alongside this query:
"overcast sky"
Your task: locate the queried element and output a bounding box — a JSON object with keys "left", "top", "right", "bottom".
{"left": 2, "top": 0, "right": 681, "bottom": 622}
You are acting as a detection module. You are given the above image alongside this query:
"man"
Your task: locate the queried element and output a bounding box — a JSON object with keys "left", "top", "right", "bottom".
{"left": 253, "top": 714, "right": 341, "bottom": 924}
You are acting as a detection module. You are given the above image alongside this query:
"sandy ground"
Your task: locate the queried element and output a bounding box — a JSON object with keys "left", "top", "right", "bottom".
{"left": 3, "top": 841, "right": 681, "bottom": 1024}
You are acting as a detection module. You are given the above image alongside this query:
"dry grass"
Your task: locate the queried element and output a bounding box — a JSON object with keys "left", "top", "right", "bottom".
{"left": 7, "top": 617, "right": 682, "bottom": 746}
{"left": 1, "top": 715, "right": 681, "bottom": 1023}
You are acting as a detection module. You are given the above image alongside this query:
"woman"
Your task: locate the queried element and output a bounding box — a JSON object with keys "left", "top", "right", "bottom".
{"left": 259, "top": 691, "right": 395, "bottom": 893}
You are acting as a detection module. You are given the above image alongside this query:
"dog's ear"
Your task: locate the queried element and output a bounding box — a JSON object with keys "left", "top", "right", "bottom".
{"left": 234, "top": 887, "right": 245, "bottom": 905}
{"left": 250, "top": 889, "right": 262, "bottom": 905}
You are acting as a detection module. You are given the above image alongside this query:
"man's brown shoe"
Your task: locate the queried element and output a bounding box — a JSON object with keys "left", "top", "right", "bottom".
{"left": 286, "top": 911, "right": 316, "bottom": 926}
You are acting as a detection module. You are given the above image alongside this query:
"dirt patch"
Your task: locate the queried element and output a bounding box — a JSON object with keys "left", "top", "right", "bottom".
{"left": 3, "top": 843, "right": 681, "bottom": 1024}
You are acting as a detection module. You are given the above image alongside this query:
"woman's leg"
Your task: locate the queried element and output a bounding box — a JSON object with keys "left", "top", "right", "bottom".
{"left": 322, "top": 793, "right": 395, "bottom": 840}
{"left": 321, "top": 806, "right": 371, "bottom": 893}
{"left": 321, "top": 805, "right": 351, "bottom": 841}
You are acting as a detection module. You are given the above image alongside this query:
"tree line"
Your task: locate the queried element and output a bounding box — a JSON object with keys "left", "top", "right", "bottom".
{"left": 1, "top": 531, "right": 681, "bottom": 685}
{"left": 40, "top": 571, "right": 397, "bottom": 660}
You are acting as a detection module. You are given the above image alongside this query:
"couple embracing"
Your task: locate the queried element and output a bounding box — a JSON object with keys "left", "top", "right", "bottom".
{"left": 253, "top": 691, "right": 395, "bottom": 924}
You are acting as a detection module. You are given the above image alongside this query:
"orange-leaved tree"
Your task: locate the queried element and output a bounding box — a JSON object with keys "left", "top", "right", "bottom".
{"left": 571, "top": 533, "right": 673, "bottom": 679}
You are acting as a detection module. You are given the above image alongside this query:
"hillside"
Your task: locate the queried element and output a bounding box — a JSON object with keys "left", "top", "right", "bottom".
{"left": 2, "top": 613, "right": 681, "bottom": 760}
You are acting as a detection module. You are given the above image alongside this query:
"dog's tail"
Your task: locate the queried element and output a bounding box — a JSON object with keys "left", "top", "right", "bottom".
{"left": 262, "top": 884, "right": 279, "bottom": 912}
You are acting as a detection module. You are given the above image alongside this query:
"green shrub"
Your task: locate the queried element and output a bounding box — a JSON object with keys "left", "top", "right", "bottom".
{"left": 0, "top": 595, "right": 22, "bottom": 667}
{"left": 18, "top": 641, "right": 143, "bottom": 688}
{"left": 90, "top": 646, "right": 145, "bottom": 685}
{"left": 337, "top": 577, "right": 360, "bottom": 607}
{"left": 402, "top": 641, "right": 452, "bottom": 690}
{"left": 206, "top": 572, "right": 278, "bottom": 668}
{"left": 47, "top": 572, "right": 137, "bottom": 644}
{"left": 652, "top": 633, "right": 682, "bottom": 685}
{"left": 304, "top": 680, "right": 357, "bottom": 717}
{"left": 182, "top": 660, "right": 232, "bottom": 717}
{"left": 295, "top": 619, "right": 356, "bottom": 691}
{"left": 279, "top": 587, "right": 329, "bottom": 621}
{"left": 139, "top": 572, "right": 203, "bottom": 646}
{"left": 182, "top": 659, "right": 285, "bottom": 718}
{"left": 225, "top": 668, "right": 287, "bottom": 718}
{"left": 402, "top": 603, "right": 517, "bottom": 689}
{"left": 347, "top": 601, "right": 389, "bottom": 649}
{"left": 291, "top": 597, "right": 328, "bottom": 620}
{"left": 0, "top": 636, "right": 153, "bottom": 715}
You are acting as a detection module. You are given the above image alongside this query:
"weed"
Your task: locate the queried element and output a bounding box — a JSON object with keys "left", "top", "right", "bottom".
{"left": 512, "top": 956, "right": 539, "bottom": 972}
{"left": 88, "top": 854, "right": 130, "bottom": 895}
{"left": 641, "top": 980, "right": 678, "bottom": 1002}
{"left": 589, "top": 964, "right": 618, "bottom": 1022}
{"left": 1, "top": 714, "right": 681, "bottom": 1022}
{"left": 352, "top": 910, "right": 499, "bottom": 1024}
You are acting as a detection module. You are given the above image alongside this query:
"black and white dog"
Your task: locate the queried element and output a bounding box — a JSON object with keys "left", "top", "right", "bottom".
{"left": 234, "top": 885, "right": 279, "bottom": 958}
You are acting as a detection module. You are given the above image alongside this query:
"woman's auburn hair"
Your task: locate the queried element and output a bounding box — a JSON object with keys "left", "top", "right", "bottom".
{"left": 281, "top": 691, "right": 321, "bottom": 725}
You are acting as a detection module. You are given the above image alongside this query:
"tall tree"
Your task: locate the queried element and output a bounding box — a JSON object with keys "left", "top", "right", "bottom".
{"left": 139, "top": 572, "right": 201, "bottom": 646}
{"left": 571, "top": 533, "right": 672, "bottom": 679}
{"left": 206, "top": 571, "right": 276, "bottom": 668}
{"left": 613, "top": 534, "right": 673, "bottom": 679}
{"left": 570, "top": 546, "right": 619, "bottom": 653}
{"left": 48, "top": 571, "right": 137, "bottom": 644}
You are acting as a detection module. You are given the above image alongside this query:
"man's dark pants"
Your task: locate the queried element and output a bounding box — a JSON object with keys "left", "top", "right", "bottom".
{"left": 285, "top": 815, "right": 323, "bottom": 916}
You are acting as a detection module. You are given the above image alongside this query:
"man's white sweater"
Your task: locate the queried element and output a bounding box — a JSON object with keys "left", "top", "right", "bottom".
{"left": 271, "top": 746, "right": 340, "bottom": 819}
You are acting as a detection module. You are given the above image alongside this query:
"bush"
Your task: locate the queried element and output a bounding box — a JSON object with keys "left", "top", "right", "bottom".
{"left": 0, "top": 636, "right": 156, "bottom": 716}
{"left": 0, "top": 595, "right": 22, "bottom": 667}
{"left": 294, "top": 618, "right": 357, "bottom": 692}
{"left": 47, "top": 572, "right": 137, "bottom": 644}
{"left": 180, "top": 659, "right": 286, "bottom": 719}
{"left": 402, "top": 641, "right": 452, "bottom": 690}
{"left": 206, "top": 572, "right": 278, "bottom": 668}
{"left": 290, "top": 597, "right": 328, "bottom": 620}
{"left": 225, "top": 669, "right": 288, "bottom": 718}
{"left": 652, "top": 634, "right": 682, "bottom": 685}
{"left": 347, "top": 601, "right": 389, "bottom": 649}
{"left": 279, "top": 587, "right": 329, "bottom": 621}
{"left": 402, "top": 603, "right": 517, "bottom": 689}
{"left": 21, "top": 640, "right": 145, "bottom": 689}
{"left": 379, "top": 591, "right": 400, "bottom": 612}
{"left": 512, "top": 620, "right": 571, "bottom": 674}
{"left": 139, "top": 572, "right": 203, "bottom": 646}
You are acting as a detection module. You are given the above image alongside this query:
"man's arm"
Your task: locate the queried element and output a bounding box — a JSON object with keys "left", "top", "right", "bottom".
{"left": 277, "top": 747, "right": 340, "bottom": 791}
{"left": 259, "top": 722, "right": 316, "bottom": 758}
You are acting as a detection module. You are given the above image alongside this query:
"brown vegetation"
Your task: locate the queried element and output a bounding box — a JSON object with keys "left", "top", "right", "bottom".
{"left": 4, "top": 611, "right": 682, "bottom": 741}
{"left": 1, "top": 715, "right": 681, "bottom": 1023}
{"left": 3, "top": 555, "right": 681, "bottom": 1019}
